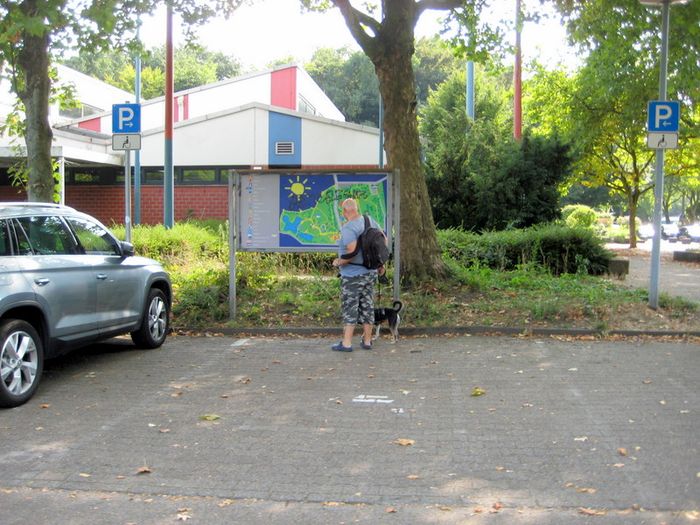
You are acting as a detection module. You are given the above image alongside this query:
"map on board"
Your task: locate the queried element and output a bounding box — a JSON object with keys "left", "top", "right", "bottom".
{"left": 279, "top": 173, "right": 387, "bottom": 248}
{"left": 237, "top": 172, "right": 390, "bottom": 252}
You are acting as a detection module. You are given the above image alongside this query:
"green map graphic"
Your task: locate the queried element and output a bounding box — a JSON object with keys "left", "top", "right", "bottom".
{"left": 279, "top": 180, "right": 387, "bottom": 248}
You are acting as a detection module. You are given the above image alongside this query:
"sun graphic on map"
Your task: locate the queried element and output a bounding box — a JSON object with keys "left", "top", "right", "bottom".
{"left": 285, "top": 176, "right": 312, "bottom": 201}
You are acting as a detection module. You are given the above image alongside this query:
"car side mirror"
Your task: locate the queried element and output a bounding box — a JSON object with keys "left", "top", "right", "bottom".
{"left": 120, "top": 241, "right": 135, "bottom": 257}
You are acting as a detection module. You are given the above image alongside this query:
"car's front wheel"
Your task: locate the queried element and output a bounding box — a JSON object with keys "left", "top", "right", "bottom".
{"left": 131, "top": 289, "right": 169, "bottom": 349}
{"left": 0, "top": 320, "right": 44, "bottom": 408}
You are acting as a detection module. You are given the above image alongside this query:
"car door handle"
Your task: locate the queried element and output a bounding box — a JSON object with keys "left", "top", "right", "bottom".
{"left": 34, "top": 278, "right": 50, "bottom": 286}
{"left": 96, "top": 274, "right": 108, "bottom": 280}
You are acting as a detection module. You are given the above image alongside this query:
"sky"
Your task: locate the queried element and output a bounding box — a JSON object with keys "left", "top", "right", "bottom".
{"left": 139, "top": 0, "right": 580, "bottom": 72}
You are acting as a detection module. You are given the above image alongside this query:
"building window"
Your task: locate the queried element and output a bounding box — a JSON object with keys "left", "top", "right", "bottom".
{"left": 68, "top": 167, "right": 119, "bottom": 184}
{"left": 181, "top": 168, "right": 216, "bottom": 184}
{"left": 59, "top": 102, "right": 102, "bottom": 120}
{"left": 144, "top": 168, "right": 164, "bottom": 184}
{"left": 298, "top": 96, "right": 316, "bottom": 116}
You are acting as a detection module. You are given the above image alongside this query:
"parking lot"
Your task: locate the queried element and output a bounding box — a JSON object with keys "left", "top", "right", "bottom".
{"left": 0, "top": 333, "right": 698, "bottom": 524}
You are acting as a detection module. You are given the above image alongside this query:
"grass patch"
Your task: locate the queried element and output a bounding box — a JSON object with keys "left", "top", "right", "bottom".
{"left": 121, "top": 222, "right": 699, "bottom": 332}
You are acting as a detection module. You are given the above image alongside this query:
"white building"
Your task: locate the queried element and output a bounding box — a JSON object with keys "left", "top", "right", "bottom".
{"left": 0, "top": 64, "right": 382, "bottom": 224}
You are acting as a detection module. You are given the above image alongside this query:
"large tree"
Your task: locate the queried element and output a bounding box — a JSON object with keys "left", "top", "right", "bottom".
{"left": 550, "top": 0, "right": 700, "bottom": 247}
{"left": 303, "top": 0, "right": 497, "bottom": 281}
{"left": 0, "top": 0, "right": 237, "bottom": 202}
{"left": 0, "top": 0, "right": 148, "bottom": 201}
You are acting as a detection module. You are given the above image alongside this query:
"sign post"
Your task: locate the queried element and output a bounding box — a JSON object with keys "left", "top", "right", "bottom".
{"left": 112, "top": 104, "right": 142, "bottom": 243}
{"left": 643, "top": 0, "right": 679, "bottom": 309}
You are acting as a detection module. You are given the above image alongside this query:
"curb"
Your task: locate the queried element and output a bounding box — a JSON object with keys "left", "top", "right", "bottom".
{"left": 178, "top": 325, "right": 700, "bottom": 339}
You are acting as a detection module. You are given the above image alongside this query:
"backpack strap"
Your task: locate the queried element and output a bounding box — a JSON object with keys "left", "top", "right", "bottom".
{"left": 340, "top": 214, "right": 369, "bottom": 261}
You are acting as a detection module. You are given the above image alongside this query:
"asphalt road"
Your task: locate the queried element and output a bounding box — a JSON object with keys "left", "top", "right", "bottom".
{"left": 0, "top": 333, "right": 698, "bottom": 524}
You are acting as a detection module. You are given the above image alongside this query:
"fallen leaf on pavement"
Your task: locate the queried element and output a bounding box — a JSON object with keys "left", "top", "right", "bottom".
{"left": 200, "top": 414, "right": 221, "bottom": 421}
{"left": 618, "top": 448, "right": 628, "bottom": 456}
{"left": 471, "top": 387, "right": 486, "bottom": 397}
{"left": 393, "top": 438, "right": 415, "bottom": 446}
{"left": 579, "top": 508, "right": 607, "bottom": 516}
{"left": 137, "top": 466, "right": 152, "bottom": 474}
{"left": 385, "top": 507, "right": 397, "bottom": 513}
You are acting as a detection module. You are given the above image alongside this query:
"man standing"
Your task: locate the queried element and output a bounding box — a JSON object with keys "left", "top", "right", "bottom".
{"left": 331, "top": 198, "right": 378, "bottom": 351}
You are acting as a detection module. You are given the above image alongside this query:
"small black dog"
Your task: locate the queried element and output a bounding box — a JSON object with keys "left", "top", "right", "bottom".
{"left": 372, "top": 300, "right": 403, "bottom": 342}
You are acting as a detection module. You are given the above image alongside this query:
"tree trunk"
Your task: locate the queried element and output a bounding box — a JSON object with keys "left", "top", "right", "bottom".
{"left": 628, "top": 193, "right": 638, "bottom": 249}
{"left": 334, "top": 1, "right": 447, "bottom": 281}
{"left": 375, "top": 51, "right": 445, "bottom": 281}
{"left": 16, "top": 5, "right": 54, "bottom": 203}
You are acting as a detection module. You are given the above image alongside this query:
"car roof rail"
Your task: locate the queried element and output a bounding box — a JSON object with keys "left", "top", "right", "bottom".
{"left": 0, "top": 202, "right": 75, "bottom": 211}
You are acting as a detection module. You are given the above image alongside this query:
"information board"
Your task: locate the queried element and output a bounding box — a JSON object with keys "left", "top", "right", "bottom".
{"left": 236, "top": 171, "right": 393, "bottom": 252}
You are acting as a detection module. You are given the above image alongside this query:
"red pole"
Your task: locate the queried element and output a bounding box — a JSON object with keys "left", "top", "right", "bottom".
{"left": 164, "top": 3, "right": 174, "bottom": 226}
{"left": 514, "top": 0, "right": 523, "bottom": 141}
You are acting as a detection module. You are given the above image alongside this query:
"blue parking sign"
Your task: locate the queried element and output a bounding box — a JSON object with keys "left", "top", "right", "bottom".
{"left": 112, "top": 103, "right": 141, "bottom": 134}
{"left": 647, "top": 101, "right": 680, "bottom": 133}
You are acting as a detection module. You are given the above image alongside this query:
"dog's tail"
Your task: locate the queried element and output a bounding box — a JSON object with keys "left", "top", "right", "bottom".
{"left": 393, "top": 300, "right": 403, "bottom": 313}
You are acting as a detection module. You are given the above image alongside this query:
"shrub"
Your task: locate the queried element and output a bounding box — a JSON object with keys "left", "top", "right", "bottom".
{"left": 112, "top": 222, "right": 227, "bottom": 263}
{"left": 437, "top": 224, "right": 612, "bottom": 275}
{"left": 562, "top": 204, "right": 597, "bottom": 229}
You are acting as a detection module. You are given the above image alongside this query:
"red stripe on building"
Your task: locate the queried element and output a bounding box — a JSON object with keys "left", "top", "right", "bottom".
{"left": 174, "top": 94, "right": 190, "bottom": 123}
{"left": 270, "top": 67, "right": 297, "bottom": 110}
{"left": 78, "top": 118, "right": 101, "bottom": 132}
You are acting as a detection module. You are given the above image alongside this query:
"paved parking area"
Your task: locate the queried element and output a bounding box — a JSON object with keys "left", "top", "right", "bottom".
{"left": 0, "top": 334, "right": 698, "bottom": 524}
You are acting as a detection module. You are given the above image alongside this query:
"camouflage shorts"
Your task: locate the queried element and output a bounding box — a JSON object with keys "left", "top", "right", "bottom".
{"left": 340, "top": 273, "right": 376, "bottom": 325}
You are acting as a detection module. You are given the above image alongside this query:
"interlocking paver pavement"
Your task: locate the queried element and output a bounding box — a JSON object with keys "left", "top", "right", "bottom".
{"left": 0, "top": 334, "right": 698, "bottom": 524}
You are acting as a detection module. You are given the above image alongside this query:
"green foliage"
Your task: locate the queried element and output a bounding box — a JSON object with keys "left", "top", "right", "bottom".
{"left": 305, "top": 47, "right": 379, "bottom": 125}
{"left": 546, "top": 0, "right": 700, "bottom": 243}
{"left": 112, "top": 222, "right": 227, "bottom": 263}
{"left": 562, "top": 204, "right": 597, "bottom": 229}
{"left": 420, "top": 67, "right": 572, "bottom": 231}
{"left": 306, "top": 36, "right": 462, "bottom": 126}
{"left": 437, "top": 225, "right": 613, "bottom": 275}
{"left": 122, "top": 221, "right": 696, "bottom": 331}
{"left": 62, "top": 45, "right": 242, "bottom": 97}
{"left": 171, "top": 263, "right": 230, "bottom": 326}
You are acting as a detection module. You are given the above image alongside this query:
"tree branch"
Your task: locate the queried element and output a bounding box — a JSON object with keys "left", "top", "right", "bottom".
{"left": 415, "top": 0, "right": 462, "bottom": 26}
{"left": 331, "top": 0, "right": 380, "bottom": 54}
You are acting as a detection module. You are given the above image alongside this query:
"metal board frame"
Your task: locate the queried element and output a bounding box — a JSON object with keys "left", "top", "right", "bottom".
{"left": 228, "top": 169, "right": 400, "bottom": 320}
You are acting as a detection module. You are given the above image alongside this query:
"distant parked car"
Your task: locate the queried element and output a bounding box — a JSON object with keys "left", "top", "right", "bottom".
{"left": 680, "top": 223, "right": 700, "bottom": 242}
{"left": 661, "top": 222, "right": 680, "bottom": 241}
{"left": 637, "top": 223, "right": 655, "bottom": 241}
{"left": 0, "top": 203, "right": 171, "bottom": 408}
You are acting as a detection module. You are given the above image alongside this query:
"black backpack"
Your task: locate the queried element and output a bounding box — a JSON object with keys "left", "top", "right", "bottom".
{"left": 342, "top": 215, "right": 390, "bottom": 270}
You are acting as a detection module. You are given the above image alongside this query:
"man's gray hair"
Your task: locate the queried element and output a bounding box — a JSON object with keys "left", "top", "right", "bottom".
{"left": 341, "top": 198, "right": 358, "bottom": 211}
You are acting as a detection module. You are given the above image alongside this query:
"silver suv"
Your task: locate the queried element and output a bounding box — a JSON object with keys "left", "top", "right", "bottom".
{"left": 0, "top": 203, "right": 171, "bottom": 408}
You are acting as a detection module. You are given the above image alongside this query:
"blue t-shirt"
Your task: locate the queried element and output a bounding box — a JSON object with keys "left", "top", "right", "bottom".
{"left": 338, "top": 215, "right": 379, "bottom": 277}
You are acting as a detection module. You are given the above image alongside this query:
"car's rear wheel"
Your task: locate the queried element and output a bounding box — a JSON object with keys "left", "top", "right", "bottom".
{"left": 131, "top": 289, "right": 169, "bottom": 349}
{"left": 0, "top": 320, "right": 44, "bottom": 408}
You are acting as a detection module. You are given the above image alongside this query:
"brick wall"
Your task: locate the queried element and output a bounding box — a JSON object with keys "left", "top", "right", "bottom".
{"left": 0, "top": 185, "right": 230, "bottom": 226}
